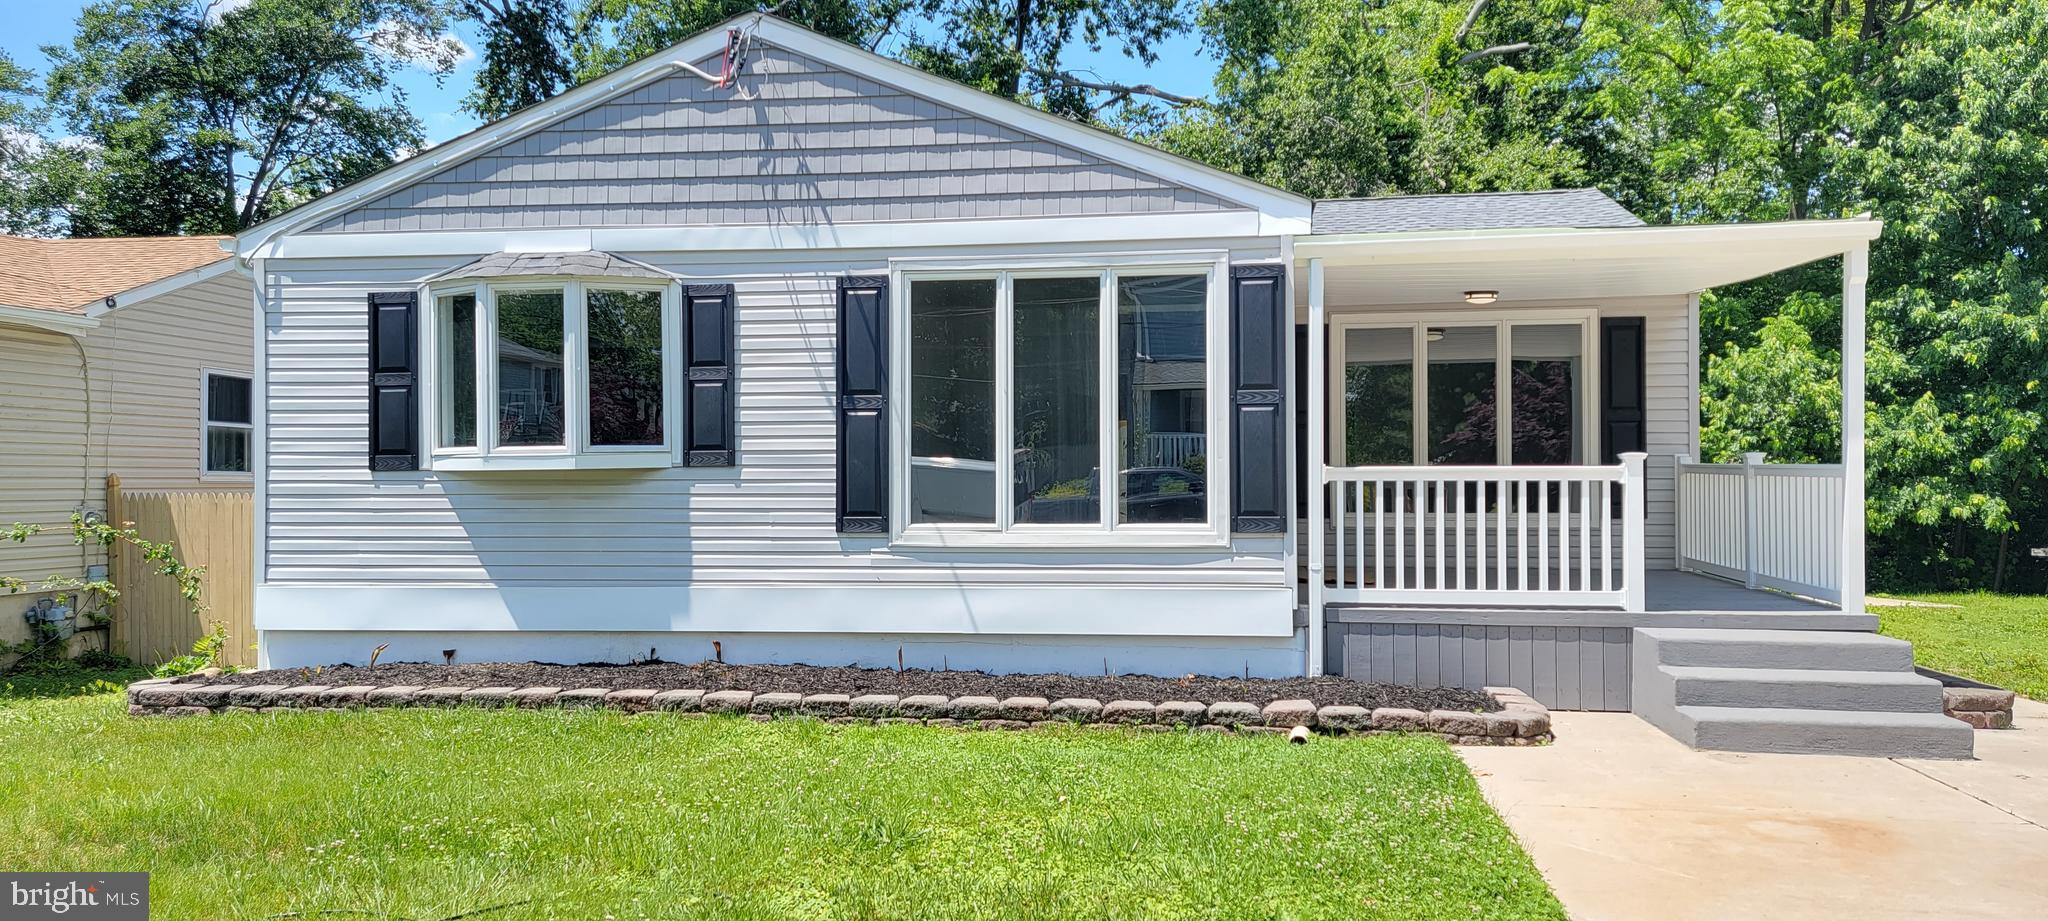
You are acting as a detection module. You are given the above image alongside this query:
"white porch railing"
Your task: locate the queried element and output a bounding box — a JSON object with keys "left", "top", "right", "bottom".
{"left": 1676, "top": 453, "right": 1844, "bottom": 602}
{"left": 1322, "top": 453, "right": 1647, "bottom": 610}
{"left": 1140, "top": 432, "right": 1205, "bottom": 468}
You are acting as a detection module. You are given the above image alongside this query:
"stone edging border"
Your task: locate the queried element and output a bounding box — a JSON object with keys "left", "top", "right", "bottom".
{"left": 1942, "top": 686, "right": 2016, "bottom": 730}
{"left": 125, "top": 675, "right": 1553, "bottom": 744}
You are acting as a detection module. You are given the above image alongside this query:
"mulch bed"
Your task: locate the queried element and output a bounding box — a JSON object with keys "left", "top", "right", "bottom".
{"left": 205, "top": 661, "right": 1500, "bottom": 712}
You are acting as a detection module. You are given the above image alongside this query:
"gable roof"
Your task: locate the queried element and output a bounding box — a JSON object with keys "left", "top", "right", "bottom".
{"left": 1310, "top": 189, "right": 1643, "bottom": 235}
{"left": 0, "top": 235, "right": 233, "bottom": 315}
{"left": 234, "top": 14, "right": 1310, "bottom": 256}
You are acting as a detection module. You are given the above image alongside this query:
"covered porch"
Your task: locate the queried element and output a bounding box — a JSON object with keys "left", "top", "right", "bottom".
{"left": 1292, "top": 214, "right": 1884, "bottom": 676}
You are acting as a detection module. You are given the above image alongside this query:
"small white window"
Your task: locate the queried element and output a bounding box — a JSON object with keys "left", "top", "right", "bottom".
{"left": 202, "top": 371, "right": 253, "bottom": 474}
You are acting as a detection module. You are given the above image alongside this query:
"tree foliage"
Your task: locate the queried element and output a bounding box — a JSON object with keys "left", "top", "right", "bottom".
{"left": 39, "top": 0, "right": 464, "bottom": 234}
{"left": 460, "top": 0, "right": 578, "bottom": 119}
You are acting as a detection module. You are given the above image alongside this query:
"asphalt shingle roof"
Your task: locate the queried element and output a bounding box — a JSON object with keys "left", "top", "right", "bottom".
{"left": 1310, "top": 188, "right": 1643, "bottom": 235}
{"left": 430, "top": 251, "right": 672, "bottom": 282}
{"left": 0, "top": 235, "right": 232, "bottom": 314}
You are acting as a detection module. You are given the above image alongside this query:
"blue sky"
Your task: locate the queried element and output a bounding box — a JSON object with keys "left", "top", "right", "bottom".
{"left": 6, "top": 2, "right": 1218, "bottom": 145}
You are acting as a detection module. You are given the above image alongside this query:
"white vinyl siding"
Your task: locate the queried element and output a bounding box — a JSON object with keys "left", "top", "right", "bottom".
{"left": 257, "top": 243, "right": 1289, "bottom": 605}
{"left": 0, "top": 271, "right": 253, "bottom": 645}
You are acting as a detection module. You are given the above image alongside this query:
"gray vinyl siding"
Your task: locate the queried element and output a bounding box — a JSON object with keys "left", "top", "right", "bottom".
{"left": 259, "top": 245, "right": 1286, "bottom": 592}
{"left": 313, "top": 41, "right": 1242, "bottom": 234}
{"left": 1326, "top": 622, "right": 1632, "bottom": 710}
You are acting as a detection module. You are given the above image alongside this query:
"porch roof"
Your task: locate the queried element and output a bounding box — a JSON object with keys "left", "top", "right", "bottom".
{"left": 1292, "top": 217, "right": 1882, "bottom": 307}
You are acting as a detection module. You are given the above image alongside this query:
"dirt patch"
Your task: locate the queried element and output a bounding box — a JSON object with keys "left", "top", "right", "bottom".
{"left": 203, "top": 661, "right": 1500, "bottom": 711}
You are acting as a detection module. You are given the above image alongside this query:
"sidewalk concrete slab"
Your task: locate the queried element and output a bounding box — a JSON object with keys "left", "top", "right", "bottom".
{"left": 1461, "top": 701, "right": 2048, "bottom": 921}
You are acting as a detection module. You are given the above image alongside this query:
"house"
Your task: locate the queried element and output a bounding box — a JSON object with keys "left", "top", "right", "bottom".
{"left": 227, "top": 14, "right": 1970, "bottom": 757}
{"left": 0, "top": 234, "right": 254, "bottom": 651}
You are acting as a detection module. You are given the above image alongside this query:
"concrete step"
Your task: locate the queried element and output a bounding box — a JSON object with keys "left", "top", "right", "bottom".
{"left": 1637, "top": 627, "right": 1916, "bottom": 671}
{"left": 1661, "top": 665, "right": 1946, "bottom": 712}
{"left": 1675, "top": 706, "right": 1975, "bottom": 759}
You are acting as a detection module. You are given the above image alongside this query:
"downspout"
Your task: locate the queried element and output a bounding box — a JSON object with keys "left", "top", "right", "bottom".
{"left": 64, "top": 332, "right": 95, "bottom": 579}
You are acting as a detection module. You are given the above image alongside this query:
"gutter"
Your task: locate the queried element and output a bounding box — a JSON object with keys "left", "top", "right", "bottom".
{"left": 0, "top": 304, "right": 100, "bottom": 335}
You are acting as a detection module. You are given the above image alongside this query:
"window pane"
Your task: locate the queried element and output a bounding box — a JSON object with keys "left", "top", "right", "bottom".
{"left": 1427, "top": 325, "right": 1497, "bottom": 465}
{"left": 909, "top": 279, "right": 996, "bottom": 524}
{"left": 496, "top": 289, "right": 566, "bottom": 447}
{"left": 206, "top": 426, "right": 249, "bottom": 473}
{"left": 1012, "top": 276, "right": 1099, "bottom": 524}
{"left": 206, "top": 374, "right": 250, "bottom": 425}
{"left": 587, "top": 289, "right": 664, "bottom": 446}
{"left": 1343, "top": 327, "right": 1414, "bottom": 464}
{"left": 437, "top": 293, "right": 477, "bottom": 448}
{"left": 1116, "top": 274, "right": 1207, "bottom": 524}
{"left": 1511, "top": 324, "right": 1584, "bottom": 464}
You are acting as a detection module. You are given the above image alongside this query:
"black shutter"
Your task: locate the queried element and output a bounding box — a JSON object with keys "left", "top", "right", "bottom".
{"left": 836, "top": 276, "right": 889, "bottom": 533}
{"left": 684, "top": 283, "right": 736, "bottom": 466}
{"left": 1229, "top": 265, "right": 1287, "bottom": 533}
{"left": 367, "top": 291, "right": 419, "bottom": 471}
{"left": 1600, "top": 317, "right": 1647, "bottom": 462}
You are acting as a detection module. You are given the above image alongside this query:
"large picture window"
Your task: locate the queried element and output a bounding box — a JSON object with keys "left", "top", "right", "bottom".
{"left": 900, "top": 264, "right": 1221, "bottom": 541}
{"left": 427, "top": 279, "right": 675, "bottom": 464}
{"left": 1339, "top": 316, "right": 1593, "bottom": 467}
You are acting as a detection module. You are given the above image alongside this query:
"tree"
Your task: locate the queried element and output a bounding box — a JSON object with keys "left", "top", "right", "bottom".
{"left": 1150, "top": 0, "right": 1590, "bottom": 198}
{"left": 42, "top": 0, "right": 465, "bottom": 234}
{"left": 569, "top": 0, "right": 895, "bottom": 80}
{"left": 460, "top": 0, "right": 578, "bottom": 119}
{"left": 0, "top": 50, "right": 80, "bottom": 235}
{"left": 895, "top": 0, "right": 1186, "bottom": 119}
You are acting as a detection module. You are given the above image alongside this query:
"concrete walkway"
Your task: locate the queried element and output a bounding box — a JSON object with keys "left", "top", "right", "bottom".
{"left": 1462, "top": 697, "right": 2048, "bottom": 920}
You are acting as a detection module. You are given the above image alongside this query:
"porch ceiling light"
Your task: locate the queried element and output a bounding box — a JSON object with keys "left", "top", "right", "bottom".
{"left": 1463, "top": 290, "right": 1500, "bottom": 305}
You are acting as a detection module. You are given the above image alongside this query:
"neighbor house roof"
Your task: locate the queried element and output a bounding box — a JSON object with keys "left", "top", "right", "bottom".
{"left": 1310, "top": 189, "right": 1643, "bottom": 235}
{"left": 0, "top": 235, "right": 233, "bottom": 314}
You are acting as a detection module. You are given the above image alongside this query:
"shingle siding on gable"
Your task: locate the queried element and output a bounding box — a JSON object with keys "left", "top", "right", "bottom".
{"left": 314, "top": 42, "right": 1241, "bottom": 233}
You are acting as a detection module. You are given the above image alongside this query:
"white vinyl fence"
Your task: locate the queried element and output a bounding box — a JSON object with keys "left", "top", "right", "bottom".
{"left": 1676, "top": 452, "right": 1845, "bottom": 602}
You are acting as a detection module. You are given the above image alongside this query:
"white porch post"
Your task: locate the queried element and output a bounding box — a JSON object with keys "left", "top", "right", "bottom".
{"left": 1621, "top": 451, "right": 1648, "bottom": 612}
{"left": 1841, "top": 243, "right": 1869, "bottom": 612}
{"left": 1306, "top": 258, "right": 1326, "bottom": 676}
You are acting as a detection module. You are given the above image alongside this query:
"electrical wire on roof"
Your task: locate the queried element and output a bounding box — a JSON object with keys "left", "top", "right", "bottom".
{"left": 668, "top": 16, "right": 764, "bottom": 96}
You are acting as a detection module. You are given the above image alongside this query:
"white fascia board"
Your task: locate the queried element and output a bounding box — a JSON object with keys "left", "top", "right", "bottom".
{"left": 0, "top": 304, "right": 99, "bottom": 334}
{"left": 234, "top": 14, "right": 1309, "bottom": 258}
{"left": 1293, "top": 217, "right": 1884, "bottom": 267}
{"left": 81, "top": 257, "right": 240, "bottom": 318}
{"left": 261, "top": 211, "right": 1274, "bottom": 260}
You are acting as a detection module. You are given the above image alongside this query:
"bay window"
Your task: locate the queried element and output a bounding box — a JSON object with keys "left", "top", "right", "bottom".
{"left": 897, "top": 261, "right": 1224, "bottom": 543}
{"left": 426, "top": 278, "right": 677, "bottom": 468}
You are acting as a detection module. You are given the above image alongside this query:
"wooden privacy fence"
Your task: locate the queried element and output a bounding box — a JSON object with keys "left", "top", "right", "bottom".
{"left": 106, "top": 476, "right": 255, "bottom": 668}
{"left": 1675, "top": 453, "right": 1845, "bottom": 603}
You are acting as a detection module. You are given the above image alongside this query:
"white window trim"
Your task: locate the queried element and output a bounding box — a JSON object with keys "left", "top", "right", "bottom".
{"left": 199, "top": 367, "right": 255, "bottom": 479}
{"left": 887, "top": 257, "right": 1232, "bottom": 550}
{"left": 420, "top": 276, "right": 681, "bottom": 472}
{"left": 1326, "top": 309, "right": 1600, "bottom": 467}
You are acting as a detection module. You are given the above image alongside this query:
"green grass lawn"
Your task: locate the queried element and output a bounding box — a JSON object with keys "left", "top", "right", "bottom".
{"left": 0, "top": 678, "right": 1562, "bottom": 921}
{"left": 1876, "top": 592, "right": 2048, "bottom": 700}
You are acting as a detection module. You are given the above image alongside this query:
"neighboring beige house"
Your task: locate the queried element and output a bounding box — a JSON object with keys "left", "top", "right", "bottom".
{"left": 0, "top": 235, "right": 252, "bottom": 647}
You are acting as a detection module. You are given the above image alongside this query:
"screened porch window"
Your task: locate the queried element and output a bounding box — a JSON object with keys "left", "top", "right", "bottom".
{"left": 1341, "top": 318, "right": 1591, "bottom": 466}
{"left": 902, "top": 265, "right": 1220, "bottom": 538}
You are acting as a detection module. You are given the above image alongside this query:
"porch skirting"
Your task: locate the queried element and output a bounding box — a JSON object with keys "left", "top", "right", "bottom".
{"left": 1325, "top": 622, "right": 1633, "bottom": 711}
